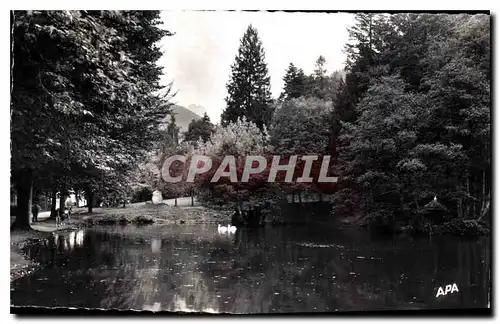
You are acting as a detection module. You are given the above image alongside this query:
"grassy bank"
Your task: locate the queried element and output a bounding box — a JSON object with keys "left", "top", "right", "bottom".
{"left": 81, "top": 204, "right": 233, "bottom": 226}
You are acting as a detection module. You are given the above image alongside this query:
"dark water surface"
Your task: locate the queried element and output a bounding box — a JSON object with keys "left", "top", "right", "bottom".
{"left": 11, "top": 224, "right": 490, "bottom": 313}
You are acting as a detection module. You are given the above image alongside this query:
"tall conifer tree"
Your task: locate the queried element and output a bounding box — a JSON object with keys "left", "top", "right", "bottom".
{"left": 221, "top": 25, "right": 273, "bottom": 131}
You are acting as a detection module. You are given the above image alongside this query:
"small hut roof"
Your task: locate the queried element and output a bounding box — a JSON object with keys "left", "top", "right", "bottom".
{"left": 424, "top": 196, "right": 448, "bottom": 212}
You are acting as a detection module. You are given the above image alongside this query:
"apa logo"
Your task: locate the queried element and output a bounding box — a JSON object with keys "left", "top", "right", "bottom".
{"left": 436, "top": 283, "right": 459, "bottom": 297}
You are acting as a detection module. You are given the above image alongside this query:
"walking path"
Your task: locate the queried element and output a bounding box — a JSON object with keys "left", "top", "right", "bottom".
{"left": 164, "top": 197, "right": 199, "bottom": 206}
{"left": 10, "top": 210, "right": 75, "bottom": 229}
{"left": 129, "top": 197, "right": 200, "bottom": 208}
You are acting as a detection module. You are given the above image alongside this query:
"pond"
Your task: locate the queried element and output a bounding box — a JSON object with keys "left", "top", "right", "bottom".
{"left": 10, "top": 224, "right": 490, "bottom": 313}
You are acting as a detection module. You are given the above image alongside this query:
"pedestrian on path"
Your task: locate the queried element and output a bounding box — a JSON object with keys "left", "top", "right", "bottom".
{"left": 31, "top": 203, "right": 40, "bottom": 223}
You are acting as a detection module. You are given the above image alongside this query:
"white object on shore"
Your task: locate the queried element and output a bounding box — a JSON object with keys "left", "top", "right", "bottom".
{"left": 218, "top": 224, "right": 237, "bottom": 234}
{"left": 152, "top": 190, "right": 163, "bottom": 204}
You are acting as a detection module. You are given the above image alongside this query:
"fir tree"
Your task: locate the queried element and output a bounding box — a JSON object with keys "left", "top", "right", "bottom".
{"left": 280, "top": 62, "right": 307, "bottom": 101}
{"left": 221, "top": 25, "right": 273, "bottom": 131}
{"left": 183, "top": 112, "right": 215, "bottom": 144}
{"left": 313, "top": 55, "right": 327, "bottom": 77}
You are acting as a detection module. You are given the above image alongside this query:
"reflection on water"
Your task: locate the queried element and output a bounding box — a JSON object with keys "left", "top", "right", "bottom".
{"left": 151, "top": 239, "right": 161, "bottom": 254}
{"left": 11, "top": 225, "right": 490, "bottom": 313}
{"left": 52, "top": 230, "right": 85, "bottom": 252}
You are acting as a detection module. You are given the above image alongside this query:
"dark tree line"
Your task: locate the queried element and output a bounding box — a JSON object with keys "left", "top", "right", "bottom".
{"left": 331, "top": 13, "right": 490, "bottom": 229}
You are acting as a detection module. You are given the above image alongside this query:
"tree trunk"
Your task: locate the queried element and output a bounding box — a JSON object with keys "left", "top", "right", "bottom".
{"left": 59, "top": 193, "right": 66, "bottom": 216}
{"left": 11, "top": 168, "right": 33, "bottom": 230}
{"left": 87, "top": 188, "right": 93, "bottom": 213}
{"left": 414, "top": 195, "right": 420, "bottom": 211}
{"left": 368, "top": 15, "right": 373, "bottom": 64}
{"left": 477, "top": 200, "right": 490, "bottom": 222}
{"left": 396, "top": 194, "right": 405, "bottom": 228}
{"left": 10, "top": 11, "right": 15, "bottom": 109}
{"left": 465, "top": 175, "right": 471, "bottom": 219}
{"left": 175, "top": 197, "right": 178, "bottom": 207}
{"left": 43, "top": 191, "right": 49, "bottom": 211}
{"left": 191, "top": 194, "right": 194, "bottom": 206}
{"left": 481, "top": 169, "right": 486, "bottom": 213}
{"left": 50, "top": 188, "right": 57, "bottom": 218}
{"left": 457, "top": 198, "right": 463, "bottom": 219}
{"left": 471, "top": 177, "right": 476, "bottom": 220}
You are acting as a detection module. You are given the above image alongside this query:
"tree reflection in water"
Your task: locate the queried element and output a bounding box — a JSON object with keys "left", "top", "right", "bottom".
{"left": 11, "top": 225, "right": 490, "bottom": 313}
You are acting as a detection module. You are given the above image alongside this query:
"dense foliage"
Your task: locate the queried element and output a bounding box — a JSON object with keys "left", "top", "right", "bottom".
{"left": 13, "top": 13, "right": 489, "bottom": 234}
{"left": 200, "top": 14, "right": 490, "bottom": 230}
{"left": 332, "top": 13, "right": 490, "bottom": 230}
{"left": 11, "top": 10, "right": 172, "bottom": 229}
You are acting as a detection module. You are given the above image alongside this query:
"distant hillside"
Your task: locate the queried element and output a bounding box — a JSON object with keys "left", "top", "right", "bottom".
{"left": 187, "top": 104, "right": 207, "bottom": 116}
{"left": 161, "top": 104, "right": 202, "bottom": 132}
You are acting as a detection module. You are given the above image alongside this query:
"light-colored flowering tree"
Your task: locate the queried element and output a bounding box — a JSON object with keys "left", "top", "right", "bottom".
{"left": 188, "top": 117, "right": 281, "bottom": 226}
{"left": 196, "top": 116, "right": 270, "bottom": 157}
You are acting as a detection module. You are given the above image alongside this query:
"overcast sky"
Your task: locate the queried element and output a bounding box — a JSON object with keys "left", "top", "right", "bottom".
{"left": 158, "top": 11, "right": 355, "bottom": 123}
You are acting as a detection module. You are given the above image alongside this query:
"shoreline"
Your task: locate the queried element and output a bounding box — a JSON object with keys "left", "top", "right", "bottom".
{"left": 10, "top": 216, "right": 85, "bottom": 282}
{"left": 10, "top": 205, "right": 489, "bottom": 282}
{"left": 10, "top": 205, "right": 232, "bottom": 282}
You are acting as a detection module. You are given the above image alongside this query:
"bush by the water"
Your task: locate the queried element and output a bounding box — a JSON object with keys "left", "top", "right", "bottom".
{"left": 402, "top": 218, "right": 488, "bottom": 238}
{"left": 132, "top": 215, "right": 155, "bottom": 224}
{"left": 85, "top": 214, "right": 155, "bottom": 226}
{"left": 434, "top": 219, "right": 489, "bottom": 237}
{"left": 131, "top": 187, "right": 153, "bottom": 203}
